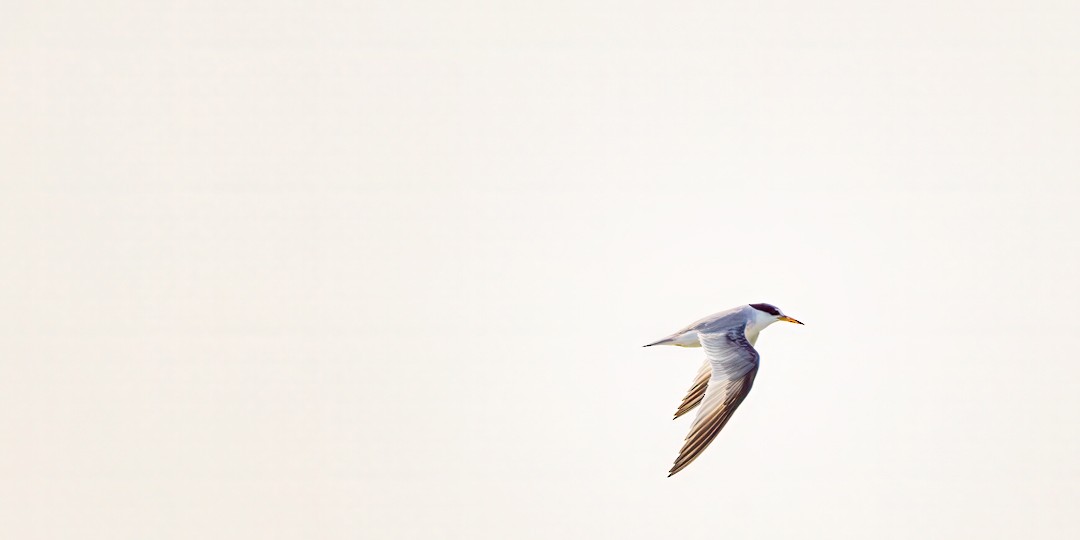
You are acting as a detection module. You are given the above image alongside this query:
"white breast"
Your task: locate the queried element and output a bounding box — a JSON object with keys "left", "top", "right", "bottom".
{"left": 745, "top": 328, "right": 761, "bottom": 346}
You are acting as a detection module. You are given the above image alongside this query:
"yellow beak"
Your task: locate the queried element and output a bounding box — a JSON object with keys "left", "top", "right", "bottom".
{"left": 778, "top": 315, "right": 804, "bottom": 325}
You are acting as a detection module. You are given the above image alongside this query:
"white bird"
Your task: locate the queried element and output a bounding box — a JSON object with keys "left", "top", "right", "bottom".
{"left": 644, "top": 303, "right": 803, "bottom": 476}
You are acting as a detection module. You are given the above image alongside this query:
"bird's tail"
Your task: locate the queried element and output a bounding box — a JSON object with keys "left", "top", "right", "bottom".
{"left": 642, "top": 336, "right": 675, "bottom": 347}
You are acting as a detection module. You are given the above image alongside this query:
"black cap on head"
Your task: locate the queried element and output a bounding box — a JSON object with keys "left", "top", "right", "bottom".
{"left": 749, "top": 303, "right": 781, "bottom": 316}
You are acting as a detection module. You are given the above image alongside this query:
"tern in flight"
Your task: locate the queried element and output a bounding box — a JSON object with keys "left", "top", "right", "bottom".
{"left": 644, "top": 303, "right": 803, "bottom": 476}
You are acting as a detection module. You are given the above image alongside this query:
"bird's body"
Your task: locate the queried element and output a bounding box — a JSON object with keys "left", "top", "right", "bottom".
{"left": 644, "top": 304, "right": 775, "bottom": 348}
{"left": 645, "top": 303, "right": 802, "bottom": 476}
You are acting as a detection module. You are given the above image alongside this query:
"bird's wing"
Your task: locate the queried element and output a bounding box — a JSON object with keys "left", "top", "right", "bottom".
{"left": 673, "top": 360, "right": 711, "bottom": 419}
{"left": 668, "top": 326, "right": 760, "bottom": 477}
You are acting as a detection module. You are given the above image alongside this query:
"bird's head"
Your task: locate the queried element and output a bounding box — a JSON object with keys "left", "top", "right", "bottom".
{"left": 748, "top": 303, "right": 804, "bottom": 329}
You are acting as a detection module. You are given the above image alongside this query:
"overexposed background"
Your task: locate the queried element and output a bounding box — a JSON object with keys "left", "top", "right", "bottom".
{"left": 2, "top": 1, "right": 1079, "bottom": 538}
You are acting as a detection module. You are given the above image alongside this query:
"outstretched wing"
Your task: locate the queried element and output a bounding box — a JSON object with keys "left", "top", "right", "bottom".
{"left": 668, "top": 326, "right": 760, "bottom": 477}
{"left": 673, "top": 360, "right": 711, "bottom": 419}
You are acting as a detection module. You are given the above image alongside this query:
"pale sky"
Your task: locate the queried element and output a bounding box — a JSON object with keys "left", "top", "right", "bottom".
{"left": 2, "top": 1, "right": 1080, "bottom": 539}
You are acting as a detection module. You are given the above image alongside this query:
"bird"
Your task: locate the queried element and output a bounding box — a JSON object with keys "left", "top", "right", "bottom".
{"left": 644, "top": 303, "right": 803, "bottom": 476}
